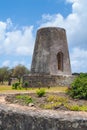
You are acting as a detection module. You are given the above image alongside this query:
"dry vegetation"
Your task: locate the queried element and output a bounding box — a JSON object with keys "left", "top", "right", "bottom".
{"left": 0, "top": 84, "right": 67, "bottom": 93}
{"left": 1, "top": 75, "right": 87, "bottom": 112}
{"left": 5, "top": 92, "right": 87, "bottom": 111}
{"left": 1, "top": 85, "right": 86, "bottom": 112}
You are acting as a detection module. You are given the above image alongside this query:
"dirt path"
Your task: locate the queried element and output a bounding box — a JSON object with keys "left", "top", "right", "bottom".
{"left": 0, "top": 96, "right": 6, "bottom": 103}
{"left": 0, "top": 94, "right": 36, "bottom": 111}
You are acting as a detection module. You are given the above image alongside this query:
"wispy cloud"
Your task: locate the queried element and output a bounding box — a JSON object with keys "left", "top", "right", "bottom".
{"left": 0, "top": 19, "right": 34, "bottom": 56}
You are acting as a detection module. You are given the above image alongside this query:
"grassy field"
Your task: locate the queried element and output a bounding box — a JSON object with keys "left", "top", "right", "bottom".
{"left": 0, "top": 84, "right": 67, "bottom": 93}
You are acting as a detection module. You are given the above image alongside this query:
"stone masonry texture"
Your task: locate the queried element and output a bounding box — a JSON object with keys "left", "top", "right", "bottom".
{"left": 31, "top": 27, "right": 71, "bottom": 75}
{"left": 23, "top": 74, "right": 75, "bottom": 87}
{"left": 23, "top": 27, "right": 73, "bottom": 87}
{"left": 0, "top": 103, "right": 87, "bottom": 130}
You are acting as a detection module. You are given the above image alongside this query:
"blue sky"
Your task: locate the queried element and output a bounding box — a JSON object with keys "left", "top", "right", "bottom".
{"left": 0, "top": 0, "right": 87, "bottom": 73}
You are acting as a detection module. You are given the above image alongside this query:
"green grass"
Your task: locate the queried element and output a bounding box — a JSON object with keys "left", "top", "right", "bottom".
{"left": 0, "top": 84, "right": 67, "bottom": 93}
{"left": 0, "top": 85, "right": 12, "bottom": 91}
{"left": 0, "top": 84, "right": 29, "bottom": 93}
{"left": 16, "top": 95, "right": 33, "bottom": 104}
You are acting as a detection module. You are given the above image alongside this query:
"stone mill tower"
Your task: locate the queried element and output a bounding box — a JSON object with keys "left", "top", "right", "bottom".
{"left": 23, "top": 27, "right": 73, "bottom": 87}
{"left": 31, "top": 27, "right": 71, "bottom": 75}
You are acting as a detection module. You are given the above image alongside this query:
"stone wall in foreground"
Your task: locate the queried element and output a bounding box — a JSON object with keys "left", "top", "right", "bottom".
{"left": 0, "top": 104, "right": 87, "bottom": 130}
{"left": 23, "top": 74, "right": 75, "bottom": 87}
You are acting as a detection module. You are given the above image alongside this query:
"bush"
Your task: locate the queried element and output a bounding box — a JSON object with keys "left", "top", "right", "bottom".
{"left": 23, "top": 81, "right": 29, "bottom": 89}
{"left": 36, "top": 88, "right": 46, "bottom": 97}
{"left": 12, "top": 82, "right": 20, "bottom": 89}
{"left": 67, "top": 73, "right": 87, "bottom": 99}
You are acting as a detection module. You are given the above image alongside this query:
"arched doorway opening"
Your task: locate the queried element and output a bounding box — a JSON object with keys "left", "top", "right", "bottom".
{"left": 57, "top": 52, "right": 63, "bottom": 71}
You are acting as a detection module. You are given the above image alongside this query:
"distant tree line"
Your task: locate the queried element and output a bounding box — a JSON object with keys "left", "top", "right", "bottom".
{"left": 0, "top": 64, "right": 30, "bottom": 85}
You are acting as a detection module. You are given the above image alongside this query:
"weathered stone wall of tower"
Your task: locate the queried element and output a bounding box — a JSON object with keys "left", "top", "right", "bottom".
{"left": 31, "top": 27, "right": 71, "bottom": 76}
{"left": 23, "top": 27, "right": 73, "bottom": 87}
{"left": 31, "top": 28, "right": 51, "bottom": 74}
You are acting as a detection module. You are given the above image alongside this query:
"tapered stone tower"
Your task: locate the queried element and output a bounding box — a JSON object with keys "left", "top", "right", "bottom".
{"left": 23, "top": 27, "right": 73, "bottom": 87}
{"left": 31, "top": 27, "right": 71, "bottom": 75}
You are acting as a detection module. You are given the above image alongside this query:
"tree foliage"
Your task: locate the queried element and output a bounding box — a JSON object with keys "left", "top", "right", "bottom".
{"left": 12, "top": 64, "right": 29, "bottom": 82}
{"left": 0, "top": 64, "right": 29, "bottom": 84}
{"left": 67, "top": 73, "right": 87, "bottom": 99}
{"left": 0, "top": 67, "right": 10, "bottom": 84}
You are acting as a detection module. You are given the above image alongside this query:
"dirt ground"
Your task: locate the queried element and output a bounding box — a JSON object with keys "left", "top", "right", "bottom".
{"left": 4, "top": 92, "right": 87, "bottom": 111}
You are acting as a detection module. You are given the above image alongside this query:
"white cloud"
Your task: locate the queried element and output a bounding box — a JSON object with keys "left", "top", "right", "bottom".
{"left": 70, "top": 48, "right": 87, "bottom": 72}
{"left": 39, "top": 0, "right": 87, "bottom": 72}
{"left": 0, "top": 19, "right": 34, "bottom": 56}
{"left": 0, "top": 21, "right": 6, "bottom": 42}
{"left": 71, "top": 48, "right": 87, "bottom": 59}
{"left": 39, "top": 0, "right": 87, "bottom": 46}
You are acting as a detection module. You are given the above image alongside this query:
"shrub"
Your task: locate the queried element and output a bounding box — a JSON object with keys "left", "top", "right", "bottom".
{"left": 23, "top": 81, "right": 29, "bottom": 90}
{"left": 12, "top": 82, "right": 20, "bottom": 89}
{"left": 67, "top": 73, "right": 87, "bottom": 99}
{"left": 36, "top": 88, "right": 46, "bottom": 97}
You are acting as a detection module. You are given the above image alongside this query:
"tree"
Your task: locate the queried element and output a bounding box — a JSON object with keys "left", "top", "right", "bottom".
{"left": 0, "top": 67, "right": 10, "bottom": 84}
{"left": 7, "top": 68, "right": 14, "bottom": 85}
{"left": 12, "top": 64, "right": 29, "bottom": 82}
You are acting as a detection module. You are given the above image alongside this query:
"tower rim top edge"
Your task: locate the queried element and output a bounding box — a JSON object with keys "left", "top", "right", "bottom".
{"left": 38, "top": 26, "right": 65, "bottom": 32}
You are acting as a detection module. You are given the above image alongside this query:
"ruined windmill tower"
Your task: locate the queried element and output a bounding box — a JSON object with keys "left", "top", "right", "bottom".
{"left": 24, "top": 27, "right": 72, "bottom": 87}
{"left": 31, "top": 27, "right": 71, "bottom": 75}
